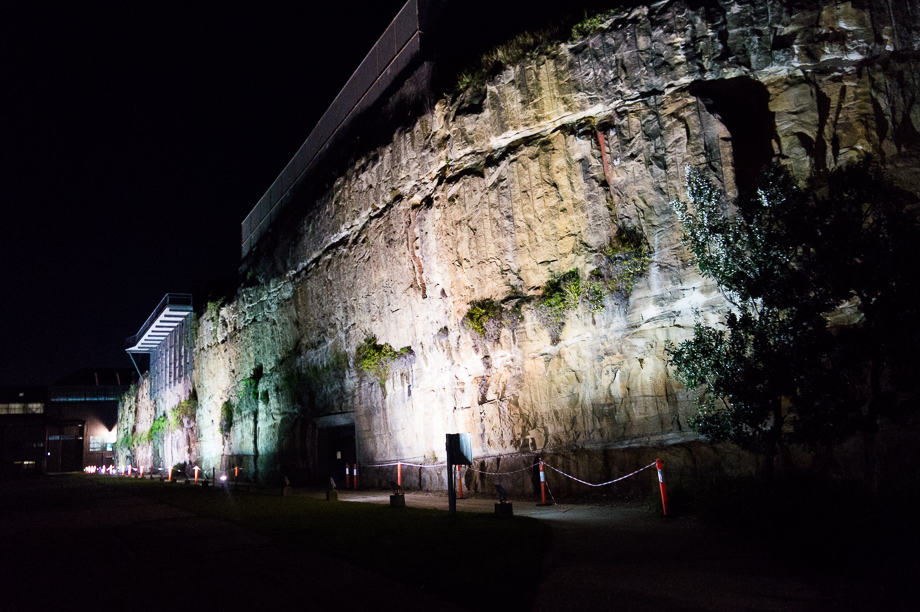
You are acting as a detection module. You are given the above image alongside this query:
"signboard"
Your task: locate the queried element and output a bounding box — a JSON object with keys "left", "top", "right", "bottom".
{"left": 445, "top": 433, "right": 472, "bottom": 466}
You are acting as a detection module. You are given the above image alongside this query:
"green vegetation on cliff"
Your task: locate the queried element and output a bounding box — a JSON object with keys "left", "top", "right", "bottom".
{"left": 170, "top": 396, "right": 197, "bottom": 429}
{"left": 462, "top": 290, "right": 533, "bottom": 343}
{"left": 206, "top": 298, "right": 224, "bottom": 343}
{"left": 463, "top": 298, "right": 503, "bottom": 338}
{"left": 240, "top": 378, "right": 258, "bottom": 401}
{"left": 454, "top": 29, "right": 558, "bottom": 96}
{"left": 355, "top": 336, "right": 412, "bottom": 385}
{"left": 463, "top": 248, "right": 648, "bottom": 345}
{"left": 569, "top": 8, "right": 620, "bottom": 40}
{"left": 590, "top": 225, "right": 651, "bottom": 301}
{"left": 451, "top": 7, "right": 626, "bottom": 97}
{"left": 220, "top": 401, "right": 234, "bottom": 435}
{"left": 149, "top": 415, "right": 168, "bottom": 441}
{"left": 536, "top": 269, "right": 581, "bottom": 342}
{"left": 116, "top": 433, "right": 132, "bottom": 452}
{"left": 239, "top": 365, "right": 264, "bottom": 402}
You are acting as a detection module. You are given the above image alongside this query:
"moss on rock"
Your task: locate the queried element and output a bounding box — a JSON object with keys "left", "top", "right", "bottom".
{"left": 355, "top": 336, "right": 412, "bottom": 385}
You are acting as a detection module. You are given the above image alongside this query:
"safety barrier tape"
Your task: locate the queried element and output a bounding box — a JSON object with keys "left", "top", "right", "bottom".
{"left": 363, "top": 461, "right": 443, "bottom": 469}
{"left": 467, "top": 465, "right": 533, "bottom": 476}
{"left": 543, "top": 461, "right": 656, "bottom": 487}
{"left": 341, "top": 458, "right": 657, "bottom": 487}
{"left": 545, "top": 481, "right": 558, "bottom": 506}
{"left": 365, "top": 461, "right": 533, "bottom": 476}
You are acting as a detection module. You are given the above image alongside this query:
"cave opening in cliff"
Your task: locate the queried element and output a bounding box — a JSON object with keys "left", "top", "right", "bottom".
{"left": 689, "top": 76, "right": 777, "bottom": 193}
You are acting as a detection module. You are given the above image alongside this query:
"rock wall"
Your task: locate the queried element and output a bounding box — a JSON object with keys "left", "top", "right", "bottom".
{"left": 119, "top": 0, "right": 920, "bottom": 494}
{"left": 116, "top": 351, "right": 196, "bottom": 472}
{"left": 115, "top": 375, "right": 153, "bottom": 468}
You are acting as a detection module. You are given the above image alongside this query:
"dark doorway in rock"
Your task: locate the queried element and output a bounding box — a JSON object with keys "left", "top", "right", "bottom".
{"left": 689, "top": 76, "right": 777, "bottom": 193}
{"left": 317, "top": 423, "right": 355, "bottom": 488}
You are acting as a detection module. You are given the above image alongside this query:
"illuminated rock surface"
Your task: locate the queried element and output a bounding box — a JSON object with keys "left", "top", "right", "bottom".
{"left": 119, "top": 0, "right": 920, "bottom": 491}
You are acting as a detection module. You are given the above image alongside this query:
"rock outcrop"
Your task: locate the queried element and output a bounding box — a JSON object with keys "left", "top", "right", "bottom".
{"left": 119, "top": 0, "right": 920, "bottom": 494}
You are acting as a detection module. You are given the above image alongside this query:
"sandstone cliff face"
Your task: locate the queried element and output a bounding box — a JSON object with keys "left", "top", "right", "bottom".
{"left": 115, "top": 372, "right": 197, "bottom": 472}
{"left": 115, "top": 375, "right": 153, "bottom": 468}
{"left": 120, "top": 0, "right": 920, "bottom": 492}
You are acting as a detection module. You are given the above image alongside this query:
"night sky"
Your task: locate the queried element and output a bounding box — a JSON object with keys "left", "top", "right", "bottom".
{"left": 0, "top": 1, "right": 406, "bottom": 386}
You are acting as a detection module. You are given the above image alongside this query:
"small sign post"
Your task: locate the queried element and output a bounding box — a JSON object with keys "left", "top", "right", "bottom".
{"left": 445, "top": 433, "right": 473, "bottom": 515}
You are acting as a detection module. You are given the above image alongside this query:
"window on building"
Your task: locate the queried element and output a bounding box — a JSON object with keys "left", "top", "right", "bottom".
{"left": 0, "top": 403, "right": 44, "bottom": 414}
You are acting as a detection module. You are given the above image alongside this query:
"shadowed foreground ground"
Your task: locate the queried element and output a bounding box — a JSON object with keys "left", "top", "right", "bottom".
{"left": 0, "top": 475, "right": 911, "bottom": 611}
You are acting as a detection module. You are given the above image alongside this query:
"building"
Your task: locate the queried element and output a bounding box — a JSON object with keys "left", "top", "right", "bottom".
{"left": 0, "top": 387, "right": 46, "bottom": 479}
{"left": 46, "top": 368, "right": 130, "bottom": 470}
{"left": 0, "top": 370, "right": 130, "bottom": 479}
{"left": 120, "top": 293, "right": 195, "bottom": 471}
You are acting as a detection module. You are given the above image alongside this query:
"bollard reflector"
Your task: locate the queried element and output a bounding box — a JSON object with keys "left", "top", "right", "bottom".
{"left": 655, "top": 458, "right": 668, "bottom": 517}
{"left": 537, "top": 460, "right": 550, "bottom": 506}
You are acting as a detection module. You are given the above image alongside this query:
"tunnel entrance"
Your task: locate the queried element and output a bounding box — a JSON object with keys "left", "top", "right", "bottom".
{"left": 689, "top": 76, "right": 777, "bottom": 193}
{"left": 316, "top": 421, "right": 356, "bottom": 488}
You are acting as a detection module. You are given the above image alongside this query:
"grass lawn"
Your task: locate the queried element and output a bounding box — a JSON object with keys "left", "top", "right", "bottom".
{"left": 95, "top": 477, "right": 550, "bottom": 610}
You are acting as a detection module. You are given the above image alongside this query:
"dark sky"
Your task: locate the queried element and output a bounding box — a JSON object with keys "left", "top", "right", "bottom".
{"left": 0, "top": 1, "right": 406, "bottom": 386}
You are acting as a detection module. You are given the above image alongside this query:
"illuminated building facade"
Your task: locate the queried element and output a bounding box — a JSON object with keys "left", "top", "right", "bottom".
{"left": 46, "top": 369, "right": 129, "bottom": 470}
{"left": 125, "top": 293, "right": 195, "bottom": 401}
{"left": 121, "top": 293, "right": 196, "bottom": 471}
{"left": 0, "top": 369, "right": 128, "bottom": 478}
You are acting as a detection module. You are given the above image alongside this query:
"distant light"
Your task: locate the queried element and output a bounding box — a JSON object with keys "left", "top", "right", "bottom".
{"left": 219, "top": 475, "right": 227, "bottom": 482}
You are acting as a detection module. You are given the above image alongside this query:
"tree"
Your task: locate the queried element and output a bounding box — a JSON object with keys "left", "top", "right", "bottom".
{"left": 667, "top": 161, "right": 919, "bottom": 477}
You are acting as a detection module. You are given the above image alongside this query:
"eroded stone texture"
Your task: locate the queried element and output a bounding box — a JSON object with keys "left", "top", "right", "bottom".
{"left": 118, "top": 0, "right": 920, "bottom": 493}
{"left": 115, "top": 375, "right": 153, "bottom": 468}
{"left": 115, "top": 371, "right": 197, "bottom": 472}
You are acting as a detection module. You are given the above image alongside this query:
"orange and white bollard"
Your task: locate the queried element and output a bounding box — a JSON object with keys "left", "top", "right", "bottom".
{"left": 353, "top": 464, "right": 358, "bottom": 490}
{"left": 397, "top": 462, "right": 402, "bottom": 489}
{"left": 194, "top": 466, "right": 200, "bottom": 483}
{"left": 168, "top": 467, "right": 172, "bottom": 482}
{"left": 234, "top": 466, "right": 239, "bottom": 479}
{"left": 345, "top": 464, "right": 351, "bottom": 489}
{"left": 139, "top": 466, "right": 144, "bottom": 478}
{"left": 656, "top": 458, "right": 668, "bottom": 517}
{"left": 456, "top": 465, "right": 464, "bottom": 499}
{"left": 127, "top": 464, "right": 132, "bottom": 477}
{"left": 538, "top": 460, "right": 548, "bottom": 505}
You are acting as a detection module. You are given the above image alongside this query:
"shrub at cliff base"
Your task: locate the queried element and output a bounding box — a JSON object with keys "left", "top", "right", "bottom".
{"left": 667, "top": 161, "right": 920, "bottom": 480}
